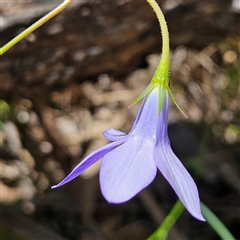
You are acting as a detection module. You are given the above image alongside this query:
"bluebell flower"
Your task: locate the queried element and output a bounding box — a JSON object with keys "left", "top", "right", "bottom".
{"left": 52, "top": 0, "right": 205, "bottom": 222}
{"left": 52, "top": 86, "right": 205, "bottom": 221}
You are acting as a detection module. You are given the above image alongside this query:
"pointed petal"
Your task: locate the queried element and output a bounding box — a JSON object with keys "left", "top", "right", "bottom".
{"left": 103, "top": 128, "right": 127, "bottom": 142}
{"left": 52, "top": 140, "right": 124, "bottom": 189}
{"left": 130, "top": 87, "right": 161, "bottom": 139}
{"left": 154, "top": 142, "right": 205, "bottom": 221}
{"left": 154, "top": 94, "right": 205, "bottom": 221}
{"left": 103, "top": 87, "right": 161, "bottom": 142}
{"left": 100, "top": 136, "right": 157, "bottom": 203}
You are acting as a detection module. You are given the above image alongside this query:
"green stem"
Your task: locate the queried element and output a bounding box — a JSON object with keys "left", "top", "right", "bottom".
{"left": 0, "top": 0, "right": 72, "bottom": 55}
{"left": 146, "top": 0, "right": 169, "bottom": 64}
{"left": 146, "top": 0, "right": 187, "bottom": 117}
{"left": 147, "top": 200, "right": 184, "bottom": 240}
{"left": 146, "top": 0, "right": 170, "bottom": 76}
{"left": 201, "top": 202, "right": 236, "bottom": 240}
{"left": 131, "top": 0, "right": 171, "bottom": 107}
{"left": 147, "top": 201, "right": 236, "bottom": 240}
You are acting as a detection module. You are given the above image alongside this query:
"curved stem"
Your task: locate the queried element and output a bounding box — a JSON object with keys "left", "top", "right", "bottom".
{"left": 201, "top": 202, "right": 236, "bottom": 240}
{"left": 130, "top": 0, "right": 171, "bottom": 107}
{"left": 146, "top": 0, "right": 170, "bottom": 67}
{"left": 0, "top": 0, "right": 72, "bottom": 55}
{"left": 146, "top": 0, "right": 187, "bottom": 117}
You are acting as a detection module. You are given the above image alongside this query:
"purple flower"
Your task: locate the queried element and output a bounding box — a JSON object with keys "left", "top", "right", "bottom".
{"left": 52, "top": 87, "right": 205, "bottom": 221}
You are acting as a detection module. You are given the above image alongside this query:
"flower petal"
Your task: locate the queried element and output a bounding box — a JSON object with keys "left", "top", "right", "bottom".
{"left": 103, "top": 128, "right": 127, "bottom": 142}
{"left": 154, "top": 94, "right": 205, "bottom": 221}
{"left": 154, "top": 140, "right": 205, "bottom": 221}
{"left": 130, "top": 87, "right": 160, "bottom": 139}
{"left": 100, "top": 136, "right": 157, "bottom": 203}
{"left": 52, "top": 140, "right": 124, "bottom": 189}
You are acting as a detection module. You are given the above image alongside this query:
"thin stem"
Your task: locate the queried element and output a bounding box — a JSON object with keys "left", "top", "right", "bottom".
{"left": 0, "top": 0, "right": 72, "bottom": 55}
{"left": 128, "top": 0, "right": 171, "bottom": 108}
{"left": 147, "top": 200, "right": 184, "bottom": 240}
{"left": 201, "top": 202, "right": 236, "bottom": 240}
{"left": 146, "top": 0, "right": 187, "bottom": 117}
{"left": 146, "top": 0, "right": 170, "bottom": 65}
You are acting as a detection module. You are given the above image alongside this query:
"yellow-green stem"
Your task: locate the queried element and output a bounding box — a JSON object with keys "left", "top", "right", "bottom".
{"left": 146, "top": 0, "right": 170, "bottom": 70}
{"left": 131, "top": 0, "right": 170, "bottom": 109}
{"left": 147, "top": 200, "right": 184, "bottom": 240}
{"left": 0, "top": 0, "right": 72, "bottom": 55}
{"left": 146, "top": 0, "right": 187, "bottom": 117}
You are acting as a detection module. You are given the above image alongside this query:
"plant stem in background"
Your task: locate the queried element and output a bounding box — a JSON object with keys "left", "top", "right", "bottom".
{"left": 201, "top": 202, "right": 236, "bottom": 240}
{"left": 0, "top": 0, "right": 72, "bottom": 55}
{"left": 147, "top": 200, "right": 184, "bottom": 240}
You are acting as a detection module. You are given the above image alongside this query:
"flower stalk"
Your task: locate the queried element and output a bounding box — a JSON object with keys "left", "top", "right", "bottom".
{"left": 132, "top": 0, "right": 186, "bottom": 117}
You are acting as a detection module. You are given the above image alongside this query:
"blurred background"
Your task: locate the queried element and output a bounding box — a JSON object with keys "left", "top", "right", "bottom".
{"left": 0, "top": 0, "right": 239, "bottom": 239}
